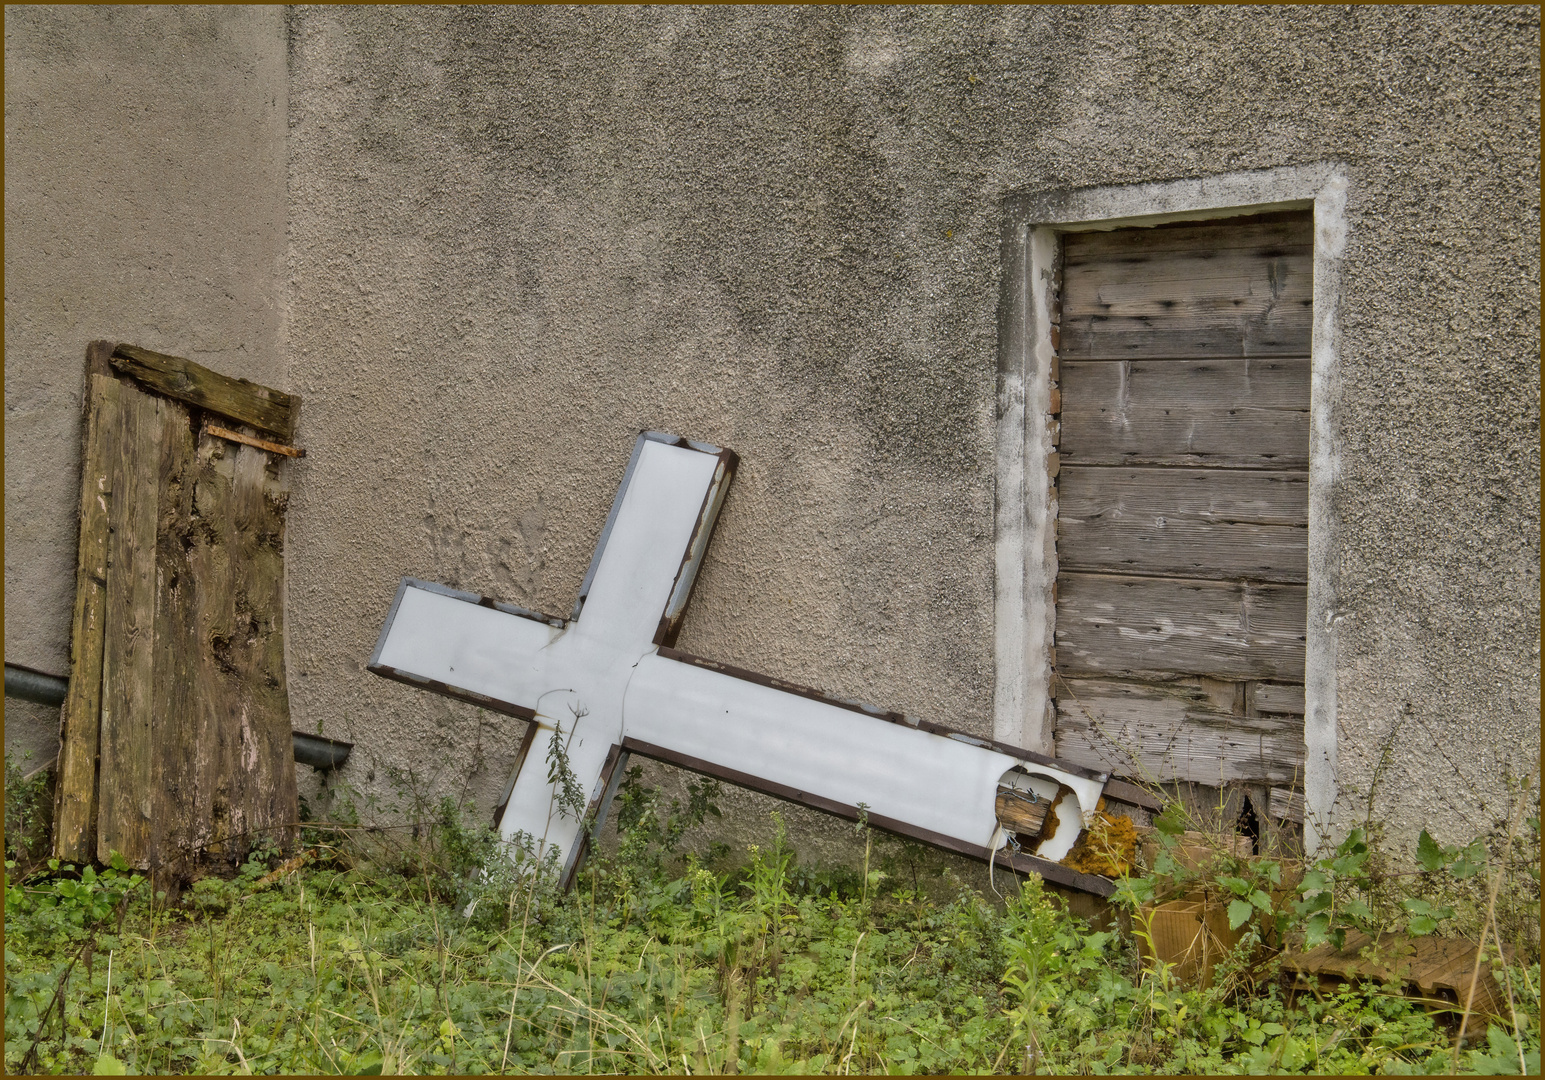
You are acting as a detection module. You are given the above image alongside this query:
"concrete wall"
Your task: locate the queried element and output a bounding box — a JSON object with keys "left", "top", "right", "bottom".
{"left": 6, "top": 6, "right": 1538, "bottom": 860}
{"left": 3, "top": 5, "right": 289, "bottom": 767}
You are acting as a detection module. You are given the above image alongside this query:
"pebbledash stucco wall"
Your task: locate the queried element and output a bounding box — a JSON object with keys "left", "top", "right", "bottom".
{"left": 5, "top": 6, "right": 1539, "bottom": 863}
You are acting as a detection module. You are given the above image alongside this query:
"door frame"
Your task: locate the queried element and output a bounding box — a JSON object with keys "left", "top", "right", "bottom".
{"left": 993, "top": 164, "right": 1350, "bottom": 854}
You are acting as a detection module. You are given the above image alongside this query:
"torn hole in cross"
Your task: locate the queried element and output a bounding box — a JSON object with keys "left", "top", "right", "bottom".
{"left": 995, "top": 766, "right": 1085, "bottom": 862}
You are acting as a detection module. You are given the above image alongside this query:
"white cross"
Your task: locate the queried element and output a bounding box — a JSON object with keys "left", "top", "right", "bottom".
{"left": 369, "top": 432, "right": 1111, "bottom": 894}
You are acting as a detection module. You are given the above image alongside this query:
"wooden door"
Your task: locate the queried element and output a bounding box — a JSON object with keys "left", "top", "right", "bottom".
{"left": 1047, "top": 212, "right": 1311, "bottom": 832}
{"left": 53, "top": 341, "right": 300, "bottom": 869}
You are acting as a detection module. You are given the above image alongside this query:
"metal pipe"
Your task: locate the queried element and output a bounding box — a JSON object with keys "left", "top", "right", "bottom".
{"left": 291, "top": 731, "right": 354, "bottom": 771}
{"left": 4, "top": 663, "right": 68, "bottom": 706}
{"left": 4, "top": 661, "right": 351, "bottom": 771}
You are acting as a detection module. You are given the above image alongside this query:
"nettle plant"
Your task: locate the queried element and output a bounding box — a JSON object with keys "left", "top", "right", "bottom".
{"left": 1293, "top": 828, "right": 1384, "bottom": 951}
{"left": 1114, "top": 804, "right": 1503, "bottom": 961}
{"left": 1298, "top": 816, "right": 1540, "bottom": 953}
{"left": 1115, "top": 803, "right": 1290, "bottom": 934}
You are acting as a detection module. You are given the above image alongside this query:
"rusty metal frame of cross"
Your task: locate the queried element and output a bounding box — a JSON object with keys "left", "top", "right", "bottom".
{"left": 368, "top": 431, "right": 1113, "bottom": 895}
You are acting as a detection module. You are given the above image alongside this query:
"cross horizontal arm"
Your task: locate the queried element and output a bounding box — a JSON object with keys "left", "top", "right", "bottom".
{"left": 369, "top": 579, "right": 564, "bottom": 719}
{"left": 615, "top": 736, "right": 1114, "bottom": 896}
{"left": 623, "top": 652, "right": 1106, "bottom": 863}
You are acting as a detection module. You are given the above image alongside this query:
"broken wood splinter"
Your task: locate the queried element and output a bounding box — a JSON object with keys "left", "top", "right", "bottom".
{"left": 204, "top": 423, "right": 306, "bottom": 458}
{"left": 995, "top": 785, "right": 1051, "bottom": 839}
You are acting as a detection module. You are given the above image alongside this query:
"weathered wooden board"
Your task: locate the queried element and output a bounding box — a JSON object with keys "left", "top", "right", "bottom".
{"left": 1063, "top": 358, "right": 1312, "bottom": 411}
{"left": 1282, "top": 931, "right": 1514, "bottom": 1029}
{"left": 1060, "top": 212, "right": 1313, "bottom": 360}
{"left": 1055, "top": 571, "right": 1307, "bottom": 681}
{"left": 97, "top": 390, "right": 165, "bottom": 864}
{"left": 996, "top": 787, "right": 1051, "bottom": 838}
{"left": 1058, "top": 465, "right": 1308, "bottom": 526}
{"left": 55, "top": 342, "right": 298, "bottom": 868}
{"left": 152, "top": 420, "right": 298, "bottom": 861}
{"left": 1053, "top": 677, "right": 1305, "bottom": 786}
{"left": 192, "top": 437, "right": 244, "bottom": 859}
{"left": 1064, "top": 212, "right": 1311, "bottom": 260}
{"left": 206, "top": 438, "right": 297, "bottom": 856}
{"left": 54, "top": 373, "right": 119, "bottom": 862}
{"left": 1269, "top": 787, "right": 1305, "bottom": 823}
{"left": 1058, "top": 466, "right": 1308, "bottom": 582}
{"left": 1252, "top": 682, "right": 1306, "bottom": 716}
{"left": 1050, "top": 215, "right": 1312, "bottom": 826}
{"left": 110, "top": 343, "right": 299, "bottom": 442}
{"left": 148, "top": 401, "right": 199, "bottom": 863}
{"left": 1059, "top": 359, "right": 1309, "bottom": 467}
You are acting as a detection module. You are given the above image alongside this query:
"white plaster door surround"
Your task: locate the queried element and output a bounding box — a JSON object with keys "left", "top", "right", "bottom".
{"left": 993, "top": 165, "right": 1348, "bottom": 854}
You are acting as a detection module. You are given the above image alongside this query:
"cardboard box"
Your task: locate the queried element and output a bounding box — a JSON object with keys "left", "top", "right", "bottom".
{"left": 1138, "top": 829, "right": 1253, "bottom": 878}
{"left": 1136, "top": 894, "right": 1245, "bottom": 988}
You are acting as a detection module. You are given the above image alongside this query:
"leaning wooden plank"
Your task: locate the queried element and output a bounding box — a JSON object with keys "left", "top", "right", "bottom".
{"left": 1059, "top": 359, "right": 1309, "bottom": 468}
{"left": 96, "top": 389, "right": 163, "bottom": 866}
{"left": 1058, "top": 465, "right": 1308, "bottom": 583}
{"left": 53, "top": 374, "right": 120, "bottom": 862}
{"left": 148, "top": 396, "right": 199, "bottom": 868}
{"left": 185, "top": 434, "right": 240, "bottom": 857}
{"left": 1053, "top": 677, "right": 1305, "bottom": 786}
{"left": 1055, "top": 572, "right": 1307, "bottom": 682}
{"left": 224, "top": 440, "right": 299, "bottom": 854}
{"left": 183, "top": 434, "right": 299, "bottom": 859}
{"left": 204, "top": 422, "right": 305, "bottom": 458}
{"left": 1061, "top": 213, "right": 1312, "bottom": 360}
{"left": 110, "top": 343, "right": 298, "bottom": 442}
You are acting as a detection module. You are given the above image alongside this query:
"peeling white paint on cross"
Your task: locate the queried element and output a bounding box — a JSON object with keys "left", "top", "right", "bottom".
{"left": 370, "top": 432, "right": 1112, "bottom": 894}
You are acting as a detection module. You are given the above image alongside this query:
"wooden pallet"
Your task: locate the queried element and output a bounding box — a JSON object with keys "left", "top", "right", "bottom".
{"left": 1282, "top": 930, "right": 1517, "bottom": 1033}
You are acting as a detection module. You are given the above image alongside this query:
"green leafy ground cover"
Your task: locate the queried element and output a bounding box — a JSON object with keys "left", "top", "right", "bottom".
{"left": 4, "top": 762, "right": 1539, "bottom": 1075}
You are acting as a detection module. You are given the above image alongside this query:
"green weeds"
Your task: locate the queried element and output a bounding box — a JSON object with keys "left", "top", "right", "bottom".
{"left": 4, "top": 756, "right": 1540, "bottom": 1074}
{"left": 4, "top": 757, "right": 52, "bottom": 870}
